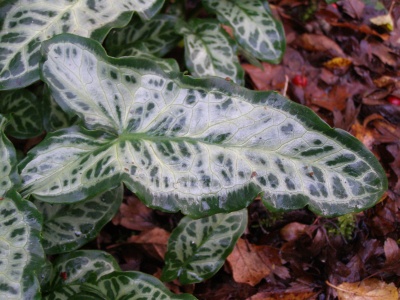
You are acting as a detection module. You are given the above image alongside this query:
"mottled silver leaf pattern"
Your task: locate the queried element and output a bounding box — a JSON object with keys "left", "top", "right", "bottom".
{"left": 0, "top": 115, "right": 19, "bottom": 196}
{"left": 86, "top": 271, "right": 197, "bottom": 299}
{"left": 0, "top": 190, "right": 44, "bottom": 300}
{"left": 19, "top": 35, "right": 387, "bottom": 218}
{"left": 0, "top": 0, "right": 164, "bottom": 89}
{"left": 162, "top": 209, "right": 247, "bottom": 284}
{"left": 202, "top": 0, "right": 285, "bottom": 63}
{"left": 177, "top": 19, "right": 244, "bottom": 85}
{"left": 105, "top": 14, "right": 181, "bottom": 58}
{"left": 35, "top": 185, "right": 123, "bottom": 254}
{"left": 0, "top": 89, "right": 43, "bottom": 138}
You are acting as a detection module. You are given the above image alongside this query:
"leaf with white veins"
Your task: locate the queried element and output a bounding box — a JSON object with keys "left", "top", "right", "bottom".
{"left": 177, "top": 19, "right": 244, "bottom": 85}
{"left": 0, "top": 0, "right": 164, "bottom": 90}
{"left": 0, "top": 190, "right": 44, "bottom": 300}
{"left": 19, "top": 34, "right": 387, "bottom": 218}
{"left": 202, "top": 0, "right": 285, "bottom": 63}
{"left": 0, "top": 89, "right": 43, "bottom": 138}
{"left": 105, "top": 14, "right": 181, "bottom": 58}
{"left": 35, "top": 185, "right": 123, "bottom": 254}
{"left": 162, "top": 209, "right": 247, "bottom": 284}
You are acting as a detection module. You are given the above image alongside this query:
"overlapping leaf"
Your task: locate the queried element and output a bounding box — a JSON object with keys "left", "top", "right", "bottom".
{"left": 0, "top": 190, "right": 44, "bottom": 300}
{"left": 35, "top": 185, "right": 123, "bottom": 254}
{"left": 0, "top": 0, "right": 164, "bottom": 90}
{"left": 0, "top": 89, "right": 43, "bottom": 138}
{"left": 43, "top": 250, "right": 120, "bottom": 299}
{"left": 161, "top": 209, "right": 247, "bottom": 284}
{"left": 0, "top": 115, "right": 19, "bottom": 196}
{"left": 20, "top": 34, "right": 387, "bottom": 218}
{"left": 177, "top": 19, "right": 244, "bottom": 85}
{"left": 105, "top": 14, "right": 181, "bottom": 58}
{"left": 202, "top": 0, "right": 285, "bottom": 63}
{"left": 84, "top": 271, "right": 197, "bottom": 300}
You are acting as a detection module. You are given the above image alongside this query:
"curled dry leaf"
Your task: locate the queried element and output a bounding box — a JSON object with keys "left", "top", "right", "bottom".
{"left": 280, "top": 222, "right": 308, "bottom": 242}
{"left": 226, "top": 239, "right": 289, "bottom": 286}
{"left": 328, "top": 278, "right": 398, "bottom": 300}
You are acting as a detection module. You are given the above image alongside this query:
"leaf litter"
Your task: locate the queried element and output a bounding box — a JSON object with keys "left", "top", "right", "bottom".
{"left": 90, "top": 1, "right": 400, "bottom": 299}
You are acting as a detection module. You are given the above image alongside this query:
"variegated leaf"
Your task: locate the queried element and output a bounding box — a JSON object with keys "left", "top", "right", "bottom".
{"left": 108, "top": 43, "right": 180, "bottom": 73}
{"left": 0, "top": 89, "right": 43, "bottom": 138}
{"left": 42, "top": 85, "right": 78, "bottom": 132}
{"left": 35, "top": 185, "right": 123, "bottom": 254}
{"left": 0, "top": 115, "right": 19, "bottom": 196}
{"left": 177, "top": 19, "right": 244, "bottom": 85}
{"left": 44, "top": 250, "right": 120, "bottom": 294}
{"left": 202, "top": 0, "right": 285, "bottom": 63}
{"left": 162, "top": 209, "right": 247, "bottom": 284}
{"left": 84, "top": 271, "right": 198, "bottom": 299}
{"left": 0, "top": 0, "right": 164, "bottom": 90}
{"left": 105, "top": 14, "right": 181, "bottom": 58}
{"left": 20, "top": 34, "right": 387, "bottom": 218}
{"left": 0, "top": 190, "right": 44, "bottom": 300}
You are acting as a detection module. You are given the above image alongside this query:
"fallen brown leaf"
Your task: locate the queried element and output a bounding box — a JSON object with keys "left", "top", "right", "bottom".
{"left": 112, "top": 195, "right": 157, "bottom": 231}
{"left": 280, "top": 222, "right": 308, "bottom": 242}
{"left": 127, "top": 227, "right": 170, "bottom": 260}
{"left": 327, "top": 278, "right": 398, "bottom": 300}
{"left": 342, "top": 0, "right": 365, "bottom": 19}
{"left": 226, "top": 239, "right": 289, "bottom": 286}
{"left": 297, "top": 34, "right": 345, "bottom": 57}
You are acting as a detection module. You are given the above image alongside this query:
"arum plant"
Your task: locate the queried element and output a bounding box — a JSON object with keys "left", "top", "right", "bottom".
{"left": 0, "top": 0, "right": 387, "bottom": 298}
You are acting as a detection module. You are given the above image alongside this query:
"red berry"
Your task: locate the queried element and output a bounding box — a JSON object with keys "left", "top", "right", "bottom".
{"left": 292, "top": 75, "right": 308, "bottom": 87}
{"left": 331, "top": 3, "right": 338, "bottom": 9}
{"left": 388, "top": 95, "right": 400, "bottom": 106}
{"left": 60, "top": 272, "right": 68, "bottom": 280}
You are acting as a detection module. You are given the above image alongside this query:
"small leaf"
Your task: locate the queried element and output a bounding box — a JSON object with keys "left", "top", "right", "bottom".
{"left": 20, "top": 34, "right": 387, "bottom": 218}
{"left": 0, "top": 0, "right": 164, "bottom": 89}
{"left": 177, "top": 19, "right": 244, "bottom": 85}
{"left": 85, "top": 271, "right": 198, "bottom": 299}
{"left": 35, "top": 185, "right": 123, "bottom": 254}
{"left": 161, "top": 209, "right": 247, "bottom": 284}
{"left": 0, "top": 115, "right": 19, "bottom": 196}
{"left": 202, "top": 0, "right": 285, "bottom": 63}
{"left": 105, "top": 14, "right": 181, "bottom": 58}
{"left": 46, "top": 250, "right": 120, "bottom": 291}
{"left": 0, "top": 89, "right": 43, "bottom": 138}
{"left": 0, "top": 190, "right": 44, "bottom": 300}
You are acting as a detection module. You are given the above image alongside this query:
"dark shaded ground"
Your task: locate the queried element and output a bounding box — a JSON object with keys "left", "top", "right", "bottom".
{"left": 93, "top": 1, "right": 400, "bottom": 299}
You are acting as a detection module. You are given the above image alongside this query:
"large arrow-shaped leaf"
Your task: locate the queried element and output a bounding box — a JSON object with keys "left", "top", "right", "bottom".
{"left": 202, "top": 0, "right": 285, "bottom": 63}
{"left": 0, "top": 190, "right": 44, "bottom": 300}
{"left": 19, "top": 34, "right": 386, "bottom": 218}
{"left": 0, "top": 0, "right": 164, "bottom": 90}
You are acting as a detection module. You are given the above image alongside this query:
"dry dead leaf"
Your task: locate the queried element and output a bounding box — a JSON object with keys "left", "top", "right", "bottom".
{"left": 328, "top": 278, "right": 398, "bottom": 300}
{"left": 127, "top": 227, "right": 170, "bottom": 260}
{"left": 370, "top": 13, "right": 394, "bottom": 31}
{"left": 323, "top": 57, "right": 352, "bottom": 70}
{"left": 247, "top": 291, "right": 317, "bottom": 300}
{"left": 226, "top": 239, "right": 289, "bottom": 286}
{"left": 112, "top": 195, "right": 157, "bottom": 231}
{"left": 384, "top": 237, "right": 400, "bottom": 264}
{"left": 280, "top": 222, "right": 308, "bottom": 242}
{"left": 342, "top": 0, "right": 365, "bottom": 19}
{"left": 242, "top": 62, "right": 286, "bottom": 91}
{"left": 297, "top": 34, "right": 345, "bottom": 57}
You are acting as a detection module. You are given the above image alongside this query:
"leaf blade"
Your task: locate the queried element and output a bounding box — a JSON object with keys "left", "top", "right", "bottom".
{"left": 162, "top": 209, "right": 248, "bottom": 284}
{"left": 202, "top": 0, "right": 286, "bottom": 63}
{"left": 21, "top": 34, "right": 387, "bottom": 218}
{"left": 177, "top": 19, "right": 244, "bottom": 85}
{"left": 0, "top": 0, "right": 164, "bottom": 89}
{"left": 0, "top": 190, "right": 44, "bottom": 300}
